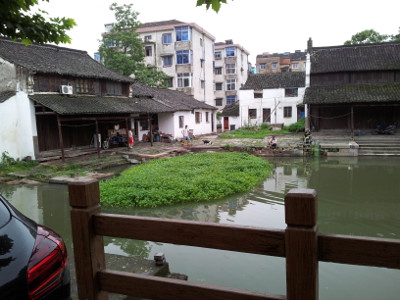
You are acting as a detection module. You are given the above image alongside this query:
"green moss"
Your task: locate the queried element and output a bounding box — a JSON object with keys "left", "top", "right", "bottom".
{"left": 100, "top": 152, "right": 272, "bottom": 208}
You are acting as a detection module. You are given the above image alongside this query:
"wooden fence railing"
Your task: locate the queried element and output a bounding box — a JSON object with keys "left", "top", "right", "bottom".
{"left": 68, "top": 180, "right": 400, "bottom": 300}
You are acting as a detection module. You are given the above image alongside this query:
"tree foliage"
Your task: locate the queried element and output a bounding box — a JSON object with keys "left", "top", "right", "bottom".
{"left": 98, "top": 3, "right": 168, "bottom": 88}
{"left": 0, "top": 0, "right": 76, "bottom": 45}
{"left": 196, "top": 0, "right": 230, "bottom": 12}
{"left": 344, "top": 28, "right": 400, "bottom": 45}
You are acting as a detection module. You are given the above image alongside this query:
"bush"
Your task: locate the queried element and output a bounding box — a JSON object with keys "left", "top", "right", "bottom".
{"left": 286, "top": 118, "right": 305, "bottom": 132}
{"left": 100, "top": 152, "right": 272, "bottom": 208}
{"left": 260, "top": 123, "right": 270, "bottom": 129}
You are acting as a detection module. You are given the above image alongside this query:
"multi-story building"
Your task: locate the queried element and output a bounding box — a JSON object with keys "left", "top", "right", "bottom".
{"left": 213, "top": 39, "right": 250, "bottom": 109}
{"left": 255, "top": 50, "right": 306, "bottom": 74}
{"left": 133, "top": 20, "right": 216, "bottom": 106}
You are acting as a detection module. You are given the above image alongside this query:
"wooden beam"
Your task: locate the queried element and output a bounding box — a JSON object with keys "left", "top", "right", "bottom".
{"left": 99, "top": 269, "right": 285, "bottom": 300}
{"left": 94, "top": 214, "right": 285, "bottom": 257}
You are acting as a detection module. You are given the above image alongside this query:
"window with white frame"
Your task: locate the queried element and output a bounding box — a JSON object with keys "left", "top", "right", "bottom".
{"left": 226, "top": 63, "right": 236, "bottom": 74}
{"left": 214, "top": 67, "right": 222, "bottom": 75}
{"left": 291, "top": 63, "right": 299, "bottom": 70}
{"left": 144, "top": 35, "right": 152, "bottom": 42}
{"left": 259, "top": 63, "right": 266, "bottom": 70}
{"left": 145, "top": 46, "right": 152, "bottom": 57}
{"left": 176, "top": 50, "right": 192, "bottom": 64}
{"left": 195, "top": 112, "right": 202, "bottom": 123}
{"left": 215, "top": 82, "right": 223, "bottom": 90}
{"left": 177, "top": 73, "right": 192, "bottom": 87}
{"left": 175, "top": 26, "right": 191, "bottom": 41}
{"left": 284, "top": 106, "right": 292, "bottom": 118}
{"left": 162, "top": 56, "right": 173, "bottom": 67}
{"left": 226, "top": 46, "right": 236, "bottom": 57}
{"left": 162, "top": 33, "right": 172, "bottom": 44}
{"left": 285, "top": 88, "right": 298, "bottom": 97}
{"left": 226, "top": 79, "right": 236, "bottom": 91}
{"left": 215, "top": 98, "right": 223, "bottom": 106}
{"left": 271, "top": 62, "right": 278, "bottom": 69}
{"left": 226, "top": 95, "right": 236, "bottom": 104}
{"left": 214, "top": 51, "right": 222, "bottom": 59}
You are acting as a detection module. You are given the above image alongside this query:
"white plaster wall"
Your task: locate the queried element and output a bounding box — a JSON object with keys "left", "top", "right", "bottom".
{"left": 0, "top": 58, "right": 17, "bottom": 92}
{"left": 0, "top": 92, "right": 36, "bottom": 160}
{"left": 239, "top": 87, "right": 305, "bottom": 127}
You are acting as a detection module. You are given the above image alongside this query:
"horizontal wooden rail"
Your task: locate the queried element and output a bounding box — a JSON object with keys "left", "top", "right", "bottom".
{"left": 318, "top": 234, "right": 400, "bottom": 269}
{"left": 99, "top": 269, "right": 285, "bottom": 300}
{"left": 94, "top": 213, "right": 286, "bottom": 257}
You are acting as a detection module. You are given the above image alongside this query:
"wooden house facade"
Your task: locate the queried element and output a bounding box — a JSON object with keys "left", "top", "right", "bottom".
{"left": 304, "top": 40, "right": 400, "bottom": 133}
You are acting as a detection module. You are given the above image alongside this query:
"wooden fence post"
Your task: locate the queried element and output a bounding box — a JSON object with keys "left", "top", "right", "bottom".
{"left": 285, "top": 188, "right": 318, "bottom": 300}
{"left": 69, "top": 179, "right": 108, "bottom": 300}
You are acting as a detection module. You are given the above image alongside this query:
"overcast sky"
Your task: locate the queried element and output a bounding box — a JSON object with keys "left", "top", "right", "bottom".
{"left": 37, "top": 0, "right": 399, "bottom": 64}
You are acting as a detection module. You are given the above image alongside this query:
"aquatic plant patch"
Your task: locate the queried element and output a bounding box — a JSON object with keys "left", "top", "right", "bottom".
{"left": 100, "top": 152, "right": 272, "bottom": 208}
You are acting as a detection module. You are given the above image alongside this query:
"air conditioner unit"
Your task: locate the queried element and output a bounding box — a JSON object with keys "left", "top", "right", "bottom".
{"left": 60, "top": 85, "right": 73, "bottom": 95}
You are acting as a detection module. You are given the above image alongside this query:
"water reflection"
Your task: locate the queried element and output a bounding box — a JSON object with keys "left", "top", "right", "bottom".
{"left": 0, "top": 235, "right": 15, "bottom": 269}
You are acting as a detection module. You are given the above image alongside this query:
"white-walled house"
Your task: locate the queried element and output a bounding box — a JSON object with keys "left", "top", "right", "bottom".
{"left": 239, "top": 72, "right": 306, "bottom": 127}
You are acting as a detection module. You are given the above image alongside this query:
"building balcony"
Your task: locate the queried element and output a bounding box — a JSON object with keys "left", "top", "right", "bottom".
{"left": 175, "top": 41, "right": 192, "bottom": 50}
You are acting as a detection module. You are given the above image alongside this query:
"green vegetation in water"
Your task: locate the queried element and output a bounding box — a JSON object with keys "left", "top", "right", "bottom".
{"left": 100, "top": 152, "right": 272, "bottom": 208}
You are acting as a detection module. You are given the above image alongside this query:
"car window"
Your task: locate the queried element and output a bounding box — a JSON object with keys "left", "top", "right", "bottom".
{"left": 0, "top": 197, "right": 11, "bottom": 228}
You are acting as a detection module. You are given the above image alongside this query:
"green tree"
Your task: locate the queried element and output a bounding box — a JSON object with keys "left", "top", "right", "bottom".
{"left": 98, "top": 3, "right": 168, "bottom": 88}
{"left": 344, "top": 29, "right": 392, "bottom": 45}
{"left": 196, "top": 0, "right": 230, "bottom": 12}
{"left": 0, "top": 0, "right": 76, "bottom": 45}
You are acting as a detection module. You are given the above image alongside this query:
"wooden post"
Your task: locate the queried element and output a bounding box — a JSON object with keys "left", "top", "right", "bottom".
{"left": 350, "top": 105, "right": 354, "bottom": 140}
{"left": 285, "top": 189, "right": 318, "bottom": 300}
{"left": 57, "top": 114, "right": 65, "bottom": 162}
{"left": 69, "top": 179, "right": 108, "bottom": 300}
{"left": 95, "top": 120, "right": 101, "bottom": 159}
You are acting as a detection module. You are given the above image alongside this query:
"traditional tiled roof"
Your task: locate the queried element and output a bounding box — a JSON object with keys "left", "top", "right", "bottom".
{"left": 242, "top": 72, "right": 305, "bottom": 90}
{"left": 132, "top": 82, "right": 217, "bottom": 111}
{"left": 304, "top": 84, "right": 400, "bottom": 104}
{"left": 256, "top": 51, "right": 306, "bottom": 60}
{"left": 0, "top": 91, "right": 16, "bottom": 103}
{"left": 220, "top": 102, "right": 239, "bottom": 116}
{"left": 0, "top": 38, "right": 132, "bottom": 82}
{"left": 29, "top": 94, "right": 172, "bottom": 115}
{"left": 310, "top": 42, "right": 400, "bottom": 74}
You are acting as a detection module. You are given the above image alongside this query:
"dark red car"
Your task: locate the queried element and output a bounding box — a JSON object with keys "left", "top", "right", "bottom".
{"left": 0, "top": 195, "right": 70, "bottom": 299}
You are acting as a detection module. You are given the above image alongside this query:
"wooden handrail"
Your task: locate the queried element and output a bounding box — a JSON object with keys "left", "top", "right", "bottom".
{"left": 68, "top": 181, "right": 400, "bottom": 300}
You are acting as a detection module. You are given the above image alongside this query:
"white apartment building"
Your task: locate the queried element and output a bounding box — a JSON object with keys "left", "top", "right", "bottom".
{"left": 134, "top": 20, "right": 216, "bottom": 106}
{"left": 214, "top": 40, "right": 250, "bottom": 109}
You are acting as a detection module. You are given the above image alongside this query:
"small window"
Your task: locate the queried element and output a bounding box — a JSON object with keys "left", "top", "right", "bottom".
{"left": 271, "top": 62, "right": 278, "bottom": 69}
{"left": 179, "top": 116, "right": 184, "bottom": 128}
{"left": 144, "top": 35, "right": 152, "bottom": 42}
{"left": 285, "top": 88, "right": 298, "bottom": 97}
{"left": 177, "top": 73, "right": 191, "bottom": 87}
{"left": 226, "top": 95, "right": 236, "bottom": 104}
{"left": 226, "top": 46, "right": 236, "bottom": 57}
{"left": 214, "top": 67, "right": 222, "bottom": 75}
{"left": 195, "top": 112, "right": 202, "bottom": 123}
{"left": 163, "top": 56, "right": 173, "bottom": 67}
{"left": 291, "top": 63, "right": 299, "bottom": 70}
{"left": 167, "top": 77, "right": 173, "bottom": 88}
{"left": 215, "top": 98, "right": 223, "bottom": 106}
{"left": 176, "top": 26, "right": 191, "bottom": 41}
{"left": 248, "top": 109, "right": 257, "bottom": 119}
{"left": 226, "top": 63, "right": 236, "bottom": 74}
{"left": 254, "top": 91, "right": 263, "bottom": 98}
{"left": 284, "top": 106, "right": 292, "bottom": 118}
{"left": 201, "top": 59, "right": 205, "bottom": 68}
{"left": 201, "top": 80, "right": 205, "bottom": 89}
{"left": 215, "top": 82, "right": 223, "bottom": 90}
{"left": 145, "top": 46, "right": 152, "bottom": 57}
{"left": 176, "top": 50, "right": 192, "bottom": 64}
{"left": 162, "top": 33, "right": 172, "bottom": 44}
{"left": 206, "top": 112, "right": 209, "bottom": 123}
{"left": 259, "top": 63, "right": 266, "bottom": 70}
{"left": 214, "top": 51, "right": 222, "bottom": 59}
{"left": 226, "top": 79, "right": 236, "bottom": 91}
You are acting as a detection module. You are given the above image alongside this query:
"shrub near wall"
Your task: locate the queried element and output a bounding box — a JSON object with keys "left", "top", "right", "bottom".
{"left": 100, "top": 152, "right": 272, "bottom": 208}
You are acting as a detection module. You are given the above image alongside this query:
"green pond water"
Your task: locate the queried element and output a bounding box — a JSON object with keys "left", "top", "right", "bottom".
{"left": 1, "top": 156, "right": 399, "bottom": 299}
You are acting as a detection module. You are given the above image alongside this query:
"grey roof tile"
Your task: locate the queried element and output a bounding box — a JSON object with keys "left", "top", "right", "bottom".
{"left": 304, "top": 84, "right": 400, "bottom": 104}
{"left": 0, "top": 38, "right": 132, "bottom": 82}
{"left": 242, "top": 72, "right": 305, "bottom": 90}
{"left": 220, "top": 102, "right": 239, "bottom": 116}
{"left": 0, "top": 91, "right": 16, "bottom": 103}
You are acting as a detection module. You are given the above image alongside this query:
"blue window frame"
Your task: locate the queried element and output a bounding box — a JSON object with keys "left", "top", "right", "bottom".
{"left": 226, "top": 95, "right": 236, "bottom": 104}
{"left": 163, "top": 56, "right": 173, "bottom": 67}
{"left": 176, "top": 26, "right": 191, "bottom": 41}
{"left": 176, "top": 50, "right": 191, "bottom": 64}
{"left": 226, "top": 46, "right": 236, "bottom": 57}
{"left": 162, "top": 33, "right": 172, "bottom": 44}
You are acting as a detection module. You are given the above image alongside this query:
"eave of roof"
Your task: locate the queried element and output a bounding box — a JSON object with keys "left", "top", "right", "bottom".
{"left": 242, "top": 72, "right": 306, "bottom": 90}
{"left": 304, "top": 84, "right": 400, "bottom": 105}
{"left": 0, "top": 91, "right": 16, "bottom": 103}
{"left": 220, "top": 102, "right": 239, "bottom": 116}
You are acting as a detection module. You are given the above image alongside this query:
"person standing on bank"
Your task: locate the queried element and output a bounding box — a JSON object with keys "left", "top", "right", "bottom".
{"left": 182, "top": 125, "right": 190, "bottom": 142}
